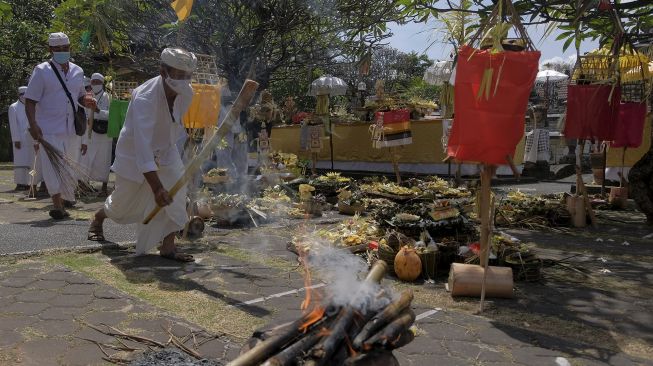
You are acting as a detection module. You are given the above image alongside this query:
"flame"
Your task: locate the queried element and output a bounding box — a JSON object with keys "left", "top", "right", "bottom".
{"left": 299, "top": 306, "right": 325, "bottom": 333}
{"left": 297, "top": 237, "right": 325, "bottom": 333}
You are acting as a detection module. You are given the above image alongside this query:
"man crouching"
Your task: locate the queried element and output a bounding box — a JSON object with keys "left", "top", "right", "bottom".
{"left": 87, "top": 47, "right": 196, "bottom": 262}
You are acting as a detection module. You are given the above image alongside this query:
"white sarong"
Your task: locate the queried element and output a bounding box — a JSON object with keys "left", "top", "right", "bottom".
{"left": 82, "top": 131, "right": 112, "bottom": 182}
{"left": 38, "top": 134, "right": 78, "bottom": 201}
{"left": 104, "top": 160, "right": 187, "bottom": 255}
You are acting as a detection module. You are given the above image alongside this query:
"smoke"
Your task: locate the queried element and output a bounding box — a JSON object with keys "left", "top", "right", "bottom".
{"left": 304, "top": 236, "right": 393, "bottom": 313}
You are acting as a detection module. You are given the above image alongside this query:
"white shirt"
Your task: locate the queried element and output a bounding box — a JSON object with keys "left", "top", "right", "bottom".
{"left": 8, "top": 100, "right": 30, "bottom": 142}
{"left": 93, "top": 89, "right": 111, "bottom": 121}
{"left": 24, "top": 60, "right": 85, "bottom": 136}
{"left": 112, "top": 76, "right": 192, "bottom": 183}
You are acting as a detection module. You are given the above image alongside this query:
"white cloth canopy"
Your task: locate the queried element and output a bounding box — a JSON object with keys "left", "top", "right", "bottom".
{"left": 424, "top": 60, "right": 454, "bottom": 86}
{"left": 536, "top": 69, "right": 568, "bottom": 81}
{"left": 308, "top": 75, "right": 348, "bottom": 96}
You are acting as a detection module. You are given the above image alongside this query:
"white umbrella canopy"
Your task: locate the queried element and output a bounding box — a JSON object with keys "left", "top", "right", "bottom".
{"left": 536, "top": 69, "right": 568, "bottom": 81}
{"left": 424, "top": 60, "right": 454, "bottom": 86}
{"left": 308, "top": 75, "right": 348, "bottom": 96}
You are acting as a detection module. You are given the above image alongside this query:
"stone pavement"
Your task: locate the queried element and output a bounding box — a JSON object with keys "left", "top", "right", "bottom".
{"left": 1, "top": 168, "right": 652, "bottom": 365}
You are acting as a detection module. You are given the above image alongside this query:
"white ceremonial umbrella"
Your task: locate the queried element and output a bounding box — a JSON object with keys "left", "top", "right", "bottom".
{"left": 308, "top": 75, "right": 348, "bottom": 96}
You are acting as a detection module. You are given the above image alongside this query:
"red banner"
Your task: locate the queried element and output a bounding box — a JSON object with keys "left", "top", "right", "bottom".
{"left": 564, "top": 84, "right": 621, "bottom": 141}
{"left": 447, "top": 45, "right": 540, "bottom": 165}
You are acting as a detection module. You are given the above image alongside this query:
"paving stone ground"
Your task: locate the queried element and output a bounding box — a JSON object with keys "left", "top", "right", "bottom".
{"left": 0, "top": 168, "right": 652, "bottom": 365}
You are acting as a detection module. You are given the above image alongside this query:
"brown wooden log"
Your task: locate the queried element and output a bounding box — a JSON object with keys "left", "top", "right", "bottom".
{"left": 388, "top": 329, "right": 415, "bottom": 349}
{"left": 362, "top": 309, "right": 415, "bottom": 350}
{"left": 228, "top": 317, "right": 305, "bottom": 366}
{"left": 261, "top": 324, "right": 326, "bottom": 366}
{"left": 306, "top": 260, "right": 388, "bottom": 365}
{"left": 352, "top": 290, "right": 413, "bottom": 350}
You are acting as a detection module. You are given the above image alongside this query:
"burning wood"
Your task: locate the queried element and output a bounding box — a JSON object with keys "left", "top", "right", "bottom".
{"left": 228, "top": 260, "right": 417, "bottom": 366}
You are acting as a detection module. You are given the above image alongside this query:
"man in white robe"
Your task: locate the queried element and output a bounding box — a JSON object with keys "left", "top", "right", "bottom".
{"left": 88, "top": 48, "right": 197, "bottom": 262}
{"left": 8, "top": 86, "right": 38, "bottom": 191}
{"left": 81, "top": 73, "right": 112, "bottom": 196}
{"left": 24, "top": 32, "right": 94, "bottom": 219}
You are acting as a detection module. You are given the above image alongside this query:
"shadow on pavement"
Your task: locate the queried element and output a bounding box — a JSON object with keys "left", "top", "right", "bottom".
{"left": 99, "top": 245, "right": 272, "bottom": 318}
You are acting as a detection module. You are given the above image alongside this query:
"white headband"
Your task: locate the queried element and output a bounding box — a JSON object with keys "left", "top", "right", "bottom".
{"left": 48, "top": 32, "right": 70, "bottom": 47}
{"left": 91, "top": 73, "right": 104, "bottom": 82}
{"left": 161, "top": 47, "right": 197, "bottom": 73}
{"left": 18, "top": 86, "right": 27, "bottom": 94}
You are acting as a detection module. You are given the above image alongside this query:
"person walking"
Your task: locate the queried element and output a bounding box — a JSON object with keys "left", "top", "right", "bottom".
{"left": 24, "top": 32, "right": 95, "bottom": 219}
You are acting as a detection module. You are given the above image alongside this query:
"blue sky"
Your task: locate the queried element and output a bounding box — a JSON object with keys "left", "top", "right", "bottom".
{"left": 387, "top": 21, "right": 600, "bottom": 67}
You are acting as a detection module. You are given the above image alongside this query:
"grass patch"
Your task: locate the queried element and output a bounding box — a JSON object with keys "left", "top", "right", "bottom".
{"left": 208, "top": 242, "right": 298, "bottom": 273}
{"left": 21, "top": 326, "right": 47, "bottom": 341}
{"left": 46, "top": 253, "right": 264, "bottom": 340}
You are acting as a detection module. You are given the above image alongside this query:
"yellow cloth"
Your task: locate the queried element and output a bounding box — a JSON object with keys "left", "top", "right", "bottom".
{"left": 270, "top": 119, "right": 525, "bottom": 165}
{"left": 574, "top": 48, "right": 651, "bottom": 83}
{"left": 171, "top": 0, "right": 193, "bottom": 21}
{"left": 182, "top": 84, "right": 221, "bottom": 129}
{"left": 607, "top": 114, "right": 652, "bottom": 167}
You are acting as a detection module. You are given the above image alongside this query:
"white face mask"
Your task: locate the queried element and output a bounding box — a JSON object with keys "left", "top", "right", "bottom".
{"left": 92, "top": 85, "right": 103, "bottom": 94}
{"left": 165, "top": 76, "right": 193, "bottom": 96}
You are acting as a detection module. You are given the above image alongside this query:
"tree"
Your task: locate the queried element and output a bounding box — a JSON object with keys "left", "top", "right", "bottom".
{"left": 0, "top": 0, "right": 56, "bottom": 161}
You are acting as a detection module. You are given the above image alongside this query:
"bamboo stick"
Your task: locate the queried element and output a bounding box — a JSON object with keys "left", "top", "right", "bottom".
{"left": 228, "top": 317, "right": 305, "bottom": 366}
{"left": 479, "top": 165, "right": 496, "bottom": 313}
{"left": 143, "top": 79, "right": 259, "bottom": 224}
{"left": 352, "top": 290, "right": 413, "bottom": 350}
{"left": 361, "top": 309, "right": 416, "bottom": 350}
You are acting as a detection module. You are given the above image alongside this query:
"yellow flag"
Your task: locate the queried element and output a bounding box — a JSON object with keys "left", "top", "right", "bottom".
{"left": 171, "top": 0, "right": 193, "bottom": 21}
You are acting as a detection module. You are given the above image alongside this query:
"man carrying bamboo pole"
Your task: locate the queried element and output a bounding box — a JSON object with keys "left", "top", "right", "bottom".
{"left": 87, "top": 48, "right": 197, "bottom": 262}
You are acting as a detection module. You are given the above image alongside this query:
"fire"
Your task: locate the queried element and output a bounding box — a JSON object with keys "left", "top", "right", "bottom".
{"left": 299, "top": 306, "right": 325, "bottom": 333}
{"left": 298, "top": 240, "right": 326, "bottom": 333}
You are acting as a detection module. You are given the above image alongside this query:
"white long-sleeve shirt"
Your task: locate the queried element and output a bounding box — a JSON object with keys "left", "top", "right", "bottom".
{"left": 8, "top": 100, "right": 29, "bottom": 142}
{"left": 24, "top": 60, "right": 85, "bottom": 136}
{"left": 111, "top": 76, "right": 192, "bottom": 183}
{"left": 82, "top": 89, "right": 111, "bottom": 144}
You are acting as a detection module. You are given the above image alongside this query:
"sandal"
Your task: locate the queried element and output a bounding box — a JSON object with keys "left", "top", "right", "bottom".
{"left": 160, "top": 250, "right": 195, "bottom": 263}
{"left": 87, "top": 221, "right": 105, "bottom": 241}
{"left": 49, "top": 209, "right": 66, "bottom": 220}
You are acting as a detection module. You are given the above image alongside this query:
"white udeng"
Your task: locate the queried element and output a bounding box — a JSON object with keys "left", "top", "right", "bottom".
{"left": 105, "top": 76, "right": 192, "bottom": 254}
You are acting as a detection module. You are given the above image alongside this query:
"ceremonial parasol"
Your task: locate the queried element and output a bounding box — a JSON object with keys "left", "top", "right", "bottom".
{"left": 308, "top": 75, "right": 348, "bottom": 170}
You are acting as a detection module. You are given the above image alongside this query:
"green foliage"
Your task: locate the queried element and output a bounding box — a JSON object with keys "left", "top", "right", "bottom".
{"left": 0, "top": 0, "right": 55, "bottom": 161}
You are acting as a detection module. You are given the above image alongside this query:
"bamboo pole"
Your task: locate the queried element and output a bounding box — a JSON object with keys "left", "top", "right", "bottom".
{"left": 143, "top": 79, "right": 259, "bottom": 224}
{"left": 479, "top": 165, "right": 496, "bottom": 312}
{"left": 575, "top": 140, "right": 597, "bottom": 227}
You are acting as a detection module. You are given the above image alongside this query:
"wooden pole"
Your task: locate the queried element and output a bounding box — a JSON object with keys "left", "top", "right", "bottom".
{"left": 390, "top": 146, "right": 401, "bottom": 184}
{"left": 143, "top": 79, "right": 259, "bottom": 225}
{"left": 601, "top": 144, "right": 607, "bottom": 197}
{"left": 575, "top": 140, "right": 597, "bottom": 227}
{"left": 479, "top": 165, "right": 496, "bottom": 312}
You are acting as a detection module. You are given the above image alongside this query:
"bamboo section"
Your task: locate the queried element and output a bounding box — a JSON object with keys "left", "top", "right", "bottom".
{"left": 352, "top": 290, "right": 413, "bottom": 350}
{"left": 448, "top": 263, "right": 514, "bottom": 298}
